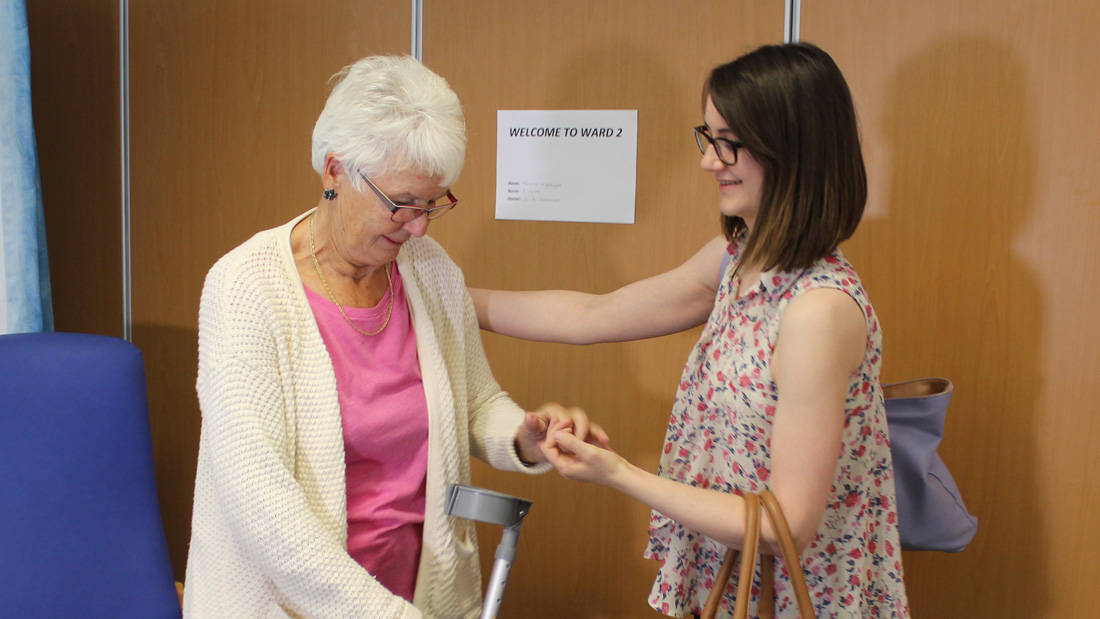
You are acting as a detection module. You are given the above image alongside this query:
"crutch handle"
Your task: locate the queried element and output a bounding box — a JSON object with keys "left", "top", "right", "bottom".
{"left": 444, "top": 485, "right": 533, "bottom": 618}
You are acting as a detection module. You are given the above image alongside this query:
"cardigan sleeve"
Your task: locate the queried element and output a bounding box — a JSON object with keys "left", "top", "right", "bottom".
{"left": 408, "top": 239, "right": 552, "bottom": 475}
{"left": 193, "top": 253, "right": 423, "bottom": 619}
{"left": 458, "top": 284, "right": 552, "bottom": 475}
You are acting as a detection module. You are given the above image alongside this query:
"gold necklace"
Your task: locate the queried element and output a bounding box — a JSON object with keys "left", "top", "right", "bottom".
{"left": 309, "top": 214, "right": 393, "bottom": 336}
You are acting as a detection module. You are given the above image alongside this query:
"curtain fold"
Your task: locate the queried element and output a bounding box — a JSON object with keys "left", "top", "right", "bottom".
{"left": 1, "top": 0, "right": 53, "bottom": 334}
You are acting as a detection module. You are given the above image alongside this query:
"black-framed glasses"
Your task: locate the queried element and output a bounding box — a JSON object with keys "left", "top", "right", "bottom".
{"left": 360, "top": 173, "right": 459, "bottom": 223}
{"left": 693, "top": 125, "right": 743, "bottom": 166}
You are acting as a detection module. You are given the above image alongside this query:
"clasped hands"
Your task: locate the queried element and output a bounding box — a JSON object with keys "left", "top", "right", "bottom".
{"left": 516, "top": 402, "right": 624, "bottom": 484}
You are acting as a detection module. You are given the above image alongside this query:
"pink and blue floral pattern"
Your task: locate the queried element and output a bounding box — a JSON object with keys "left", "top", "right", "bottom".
{"left": 645, "top": 241, "right": 909, "bottom": 618}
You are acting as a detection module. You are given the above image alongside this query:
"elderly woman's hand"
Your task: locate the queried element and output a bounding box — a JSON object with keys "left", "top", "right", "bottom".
{"left": 514, "top": 402, "right": 609, "bottom": 465}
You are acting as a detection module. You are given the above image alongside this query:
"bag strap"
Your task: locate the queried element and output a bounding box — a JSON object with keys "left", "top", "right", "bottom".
{"left": 733, "top": 493, "right": 761, "bottom": 618}
{"left": 701, "top": 493, "right": 760, "bottom": 619}
{"left": 701, "top": 492, "right": 816, "bottom": 619}
{"left": 759, "top": 491, "right": 815, "bottom": 618}
{"left": 759, "top": 553, "right": 775, "bottom": 618}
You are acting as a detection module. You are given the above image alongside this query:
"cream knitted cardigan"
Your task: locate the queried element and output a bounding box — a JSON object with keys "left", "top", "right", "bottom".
{"left": 184, "top": 211, "right": 547, "bottom": 618}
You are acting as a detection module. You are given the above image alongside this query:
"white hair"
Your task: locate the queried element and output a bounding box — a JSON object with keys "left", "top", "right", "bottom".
{"left": 311, "top": 55, "right": 467, "bottom": 188}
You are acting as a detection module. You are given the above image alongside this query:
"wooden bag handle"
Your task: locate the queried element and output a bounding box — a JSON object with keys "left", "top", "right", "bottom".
{"left": 699, "top": 491, "right": 815, "bottom": 619}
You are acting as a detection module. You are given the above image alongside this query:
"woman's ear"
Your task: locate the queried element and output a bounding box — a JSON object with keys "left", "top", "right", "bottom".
{"left": 322, "top": 153, "right": 343, "bottom": 191}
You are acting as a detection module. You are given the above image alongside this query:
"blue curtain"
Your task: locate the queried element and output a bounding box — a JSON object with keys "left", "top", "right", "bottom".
{"left": 1, "top": 0, "right": 53, "bottom": 334}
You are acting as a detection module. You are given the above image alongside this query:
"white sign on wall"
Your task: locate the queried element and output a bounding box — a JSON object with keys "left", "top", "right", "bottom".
{"left": 495, "top": 109, "right": 638, "bottom": 224}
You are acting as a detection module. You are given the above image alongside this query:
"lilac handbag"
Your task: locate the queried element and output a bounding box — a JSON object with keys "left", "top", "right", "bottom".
{"left": 883, "top": 377, "right": 978, "bottom": 552}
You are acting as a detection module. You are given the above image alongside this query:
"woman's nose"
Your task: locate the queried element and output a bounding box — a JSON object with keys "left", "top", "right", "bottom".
{"left": 699, "top": 144, "right": 725, "bottom": 172}
{"left": 403, "top": 212, "right": 430, "bottom": 238}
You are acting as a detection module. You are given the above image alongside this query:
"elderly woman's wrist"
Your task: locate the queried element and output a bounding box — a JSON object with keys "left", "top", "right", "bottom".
{"left": 514, "top": 438, "right": 542, "bottom": 466}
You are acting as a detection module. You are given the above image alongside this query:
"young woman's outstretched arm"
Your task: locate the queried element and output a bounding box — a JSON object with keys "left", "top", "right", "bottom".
{"left": 470, "top": 235, "right": 729, "bottom": 345}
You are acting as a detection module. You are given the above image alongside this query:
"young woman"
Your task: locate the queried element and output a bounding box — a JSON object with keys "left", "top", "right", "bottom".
{"left": 472, "top": 43, "right": 909, "bottom": 618}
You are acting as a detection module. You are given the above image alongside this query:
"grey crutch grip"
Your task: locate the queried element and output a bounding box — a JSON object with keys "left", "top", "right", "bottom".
{"left": 444, "top": 484, "right": 532, "bottom": 618}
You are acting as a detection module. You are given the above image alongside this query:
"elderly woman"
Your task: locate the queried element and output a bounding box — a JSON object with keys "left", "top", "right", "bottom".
{"left": 183, "top": 56, "right": 603, "bottom": 619}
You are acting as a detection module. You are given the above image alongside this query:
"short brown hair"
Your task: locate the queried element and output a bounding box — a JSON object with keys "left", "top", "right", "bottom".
{"left": 706, "top": 42, "right": 867, "bottom": 274}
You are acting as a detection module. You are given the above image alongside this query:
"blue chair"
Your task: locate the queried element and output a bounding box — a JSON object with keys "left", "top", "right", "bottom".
{"left": 0, "top": 332, "right": 181, "bottom": 618}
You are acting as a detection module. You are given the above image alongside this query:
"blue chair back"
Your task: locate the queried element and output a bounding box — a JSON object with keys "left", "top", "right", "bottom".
{"left": 0, "top": 332, "right": 180, "bottom": 618}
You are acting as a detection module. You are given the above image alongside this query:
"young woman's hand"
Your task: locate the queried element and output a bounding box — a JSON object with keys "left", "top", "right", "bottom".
{"left": 540, "top": 418, "right": 625, "bottom": 484}
{"left": 515, "top": 402, "right": 609, "bottom": 465}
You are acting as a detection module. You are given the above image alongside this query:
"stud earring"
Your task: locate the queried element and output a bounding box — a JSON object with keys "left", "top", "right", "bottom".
{"left": 323, "top": 188, "right": 338, "bottom": 200}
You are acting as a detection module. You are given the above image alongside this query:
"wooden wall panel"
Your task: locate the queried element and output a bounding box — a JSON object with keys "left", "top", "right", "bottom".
{"left": 26, "top": 0, "right": 122, "bottom": 338}
{"left": 424, "top": 2, "right": 785, "bottom": 616}
{"left": 129, "top": 0, "right": 412, "bottom": 578}
{"left": 802, "top": 2, "right": 1100, "bottom": 617}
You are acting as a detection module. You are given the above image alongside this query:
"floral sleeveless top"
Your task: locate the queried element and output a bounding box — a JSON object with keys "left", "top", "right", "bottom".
{"left": 644, "top": 242, "right": 909, "bottom": 618}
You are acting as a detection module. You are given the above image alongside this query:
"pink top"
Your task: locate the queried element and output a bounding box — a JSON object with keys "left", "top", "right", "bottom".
{"left": 305, "top": 266, "right": 429, "bottom": 602}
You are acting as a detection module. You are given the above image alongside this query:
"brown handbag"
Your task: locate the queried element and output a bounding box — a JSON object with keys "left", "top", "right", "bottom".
{"left": 699, "top": 491, "right": 815, "bottom": 619}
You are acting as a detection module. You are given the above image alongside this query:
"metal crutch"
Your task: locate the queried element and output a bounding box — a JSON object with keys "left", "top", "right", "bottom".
{"left": 444, "top": 484, "right": 533, "bottom": 619}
